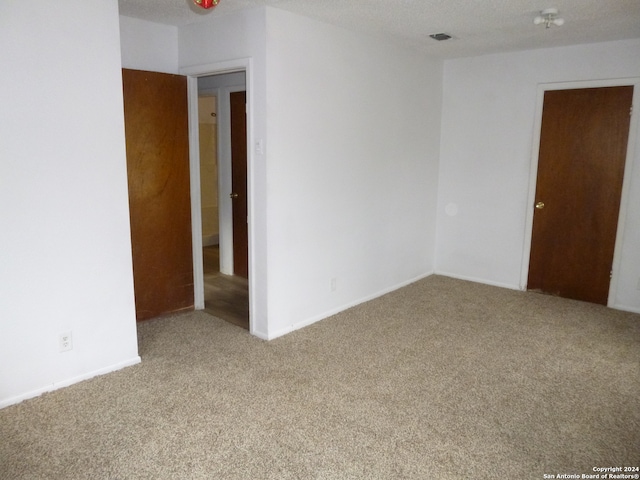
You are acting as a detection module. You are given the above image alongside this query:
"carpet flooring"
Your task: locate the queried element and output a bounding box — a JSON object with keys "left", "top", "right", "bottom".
{"left": 1, "top": 275, "right": 639, "bottom": 479}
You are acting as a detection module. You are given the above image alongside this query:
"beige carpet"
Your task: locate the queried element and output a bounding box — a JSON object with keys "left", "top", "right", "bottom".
{"left": 1, "top": 276, "right": 639, "bottom": 479}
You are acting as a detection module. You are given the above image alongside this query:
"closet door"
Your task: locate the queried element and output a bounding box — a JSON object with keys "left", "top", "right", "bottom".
{"left": 528, "top": 86, "right": 633, "bottom": 305}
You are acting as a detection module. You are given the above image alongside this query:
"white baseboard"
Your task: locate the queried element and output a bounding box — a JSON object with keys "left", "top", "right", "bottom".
{"left": 434, "top": 270, "right": 521, "bottom": 291}
{"left": 437, "top": 271, "right": 640, "bottom": 314}
{"left": 264, "top": 271, "right": 435, "bottom": 340}
{"left": 0, "top": 356, "right": 141, "bottom": 410}
{"left": 250, "top": 329, "right": 270, "bottom": 341}
{"left": 609, "top": 302, "right": 640, "bottom": 314}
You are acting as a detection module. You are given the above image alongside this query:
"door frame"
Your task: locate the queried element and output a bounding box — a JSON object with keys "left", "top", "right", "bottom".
{"left": 520, "top": 77, "right": 640, "bottom": 307}
{"left": 181, "top": 58, "right": 254, "bottom": 332}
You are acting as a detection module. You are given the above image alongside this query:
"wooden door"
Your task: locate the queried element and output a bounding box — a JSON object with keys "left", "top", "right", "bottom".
{"left": 528, "top": 86, "right": 633, "bottom": 304}
{"left": 122, "top": 69, "right": 194, "bottom": 320}
{"left": 230, "top": 91, "right": 248, "bottom": 278}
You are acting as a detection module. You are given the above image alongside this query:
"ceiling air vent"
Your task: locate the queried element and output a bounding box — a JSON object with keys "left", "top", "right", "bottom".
{"left": 429, "top": 33, "right": 452, "bottom": 41}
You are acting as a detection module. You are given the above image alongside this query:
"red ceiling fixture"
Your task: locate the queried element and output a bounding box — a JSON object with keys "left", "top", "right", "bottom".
{"left": 193, "top": 0, "right": 220, "bottom": 9}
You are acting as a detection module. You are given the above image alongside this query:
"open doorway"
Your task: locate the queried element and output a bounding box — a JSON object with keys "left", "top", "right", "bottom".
{"left": 195, "top": 71, "right": 249, "bottom": 329}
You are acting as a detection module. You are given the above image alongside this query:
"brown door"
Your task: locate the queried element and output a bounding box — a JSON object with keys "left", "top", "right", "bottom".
{"left": 527, "top": 86, "right": 633, "bottom": 304}
{"left": 230, "top": 91, "right": 248, "bottom": 278}
{"left": 122, "top": 69, "right": 194, "bottom": 320}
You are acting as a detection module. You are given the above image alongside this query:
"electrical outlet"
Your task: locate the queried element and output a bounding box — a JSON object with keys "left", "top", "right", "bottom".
{"left": 331, "top": 278, "right": 337, "bottom": 292}
{"left": 59, "top": 331, "right": 73, "bottom": 352}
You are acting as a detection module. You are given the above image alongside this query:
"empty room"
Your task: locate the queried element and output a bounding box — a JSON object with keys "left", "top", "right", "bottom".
{"left": 1, "top": 1, "right": 639, "bottom": 478}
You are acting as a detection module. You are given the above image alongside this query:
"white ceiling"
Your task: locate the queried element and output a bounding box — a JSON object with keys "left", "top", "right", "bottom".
{"left": 118, "top": 0, "right": 640, "bottom": 58}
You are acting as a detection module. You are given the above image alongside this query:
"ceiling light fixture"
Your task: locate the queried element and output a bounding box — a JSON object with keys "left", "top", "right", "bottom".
{"left": 534, "top": 8, "right": 565, "bottom": 28}
{"left": 193, "top": 0, "right": 220, "bottom": 10}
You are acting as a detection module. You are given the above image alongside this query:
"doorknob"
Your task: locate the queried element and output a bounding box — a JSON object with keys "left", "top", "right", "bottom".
{"left": 230, "top": 193, "right": 239, "bottom": 199}
{"left": 535, "top": 201, "right": 545, "bottom": 210}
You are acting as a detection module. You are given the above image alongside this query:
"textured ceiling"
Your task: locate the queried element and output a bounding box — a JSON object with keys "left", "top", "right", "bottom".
{"left": 118, "top": 0, "right": 640, "bottom": 58}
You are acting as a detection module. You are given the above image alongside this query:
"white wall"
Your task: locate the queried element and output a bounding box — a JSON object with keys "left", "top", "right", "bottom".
{"left": 0, "top": 1, "right": 140, "bottom": 407}
{"left": 120, "top": 16, "right": 179, "bottom": 74}
{"left": 436, "top": 39, "right": 640, "bottom": 313}
{"left": 264, "top": 8, "right": 443, "bottom": 337}
{"left": 180, "top": 7, "right": 442, "bottom": 339}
